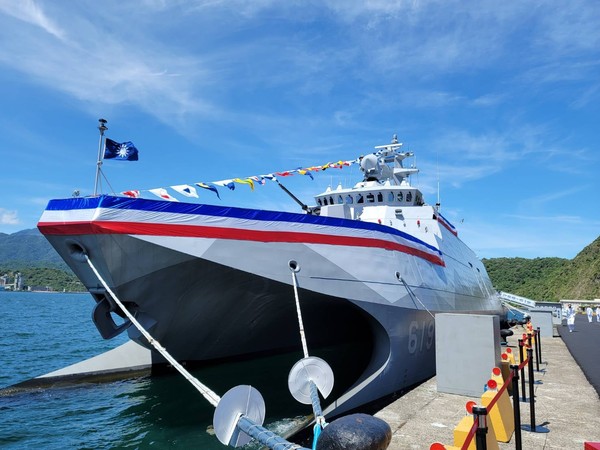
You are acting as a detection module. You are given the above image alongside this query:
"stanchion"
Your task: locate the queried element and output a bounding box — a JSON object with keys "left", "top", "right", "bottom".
{"left": 521, "top": 348, "right": 549, "bottom": 434}
{"left": 510, "top": 364, "right": 522, "bottom": 450}
{"left": 536, "top": 326, "right": 543, "bottom": 364}
{"left": 472, "top": 406, "right": 488, "bottom": 450}
{"left": 534, "top": 330, "right": 540, "bottom": 372}
{"left": 518, "top": 339, "right": 526, "bottom": 402}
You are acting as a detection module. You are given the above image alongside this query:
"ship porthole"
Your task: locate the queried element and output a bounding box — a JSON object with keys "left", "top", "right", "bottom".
{"left": 288, "top": 260, "right": 301, "bottom": 273}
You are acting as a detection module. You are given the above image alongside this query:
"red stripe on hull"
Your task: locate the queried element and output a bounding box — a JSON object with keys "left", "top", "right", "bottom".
{"left": 38, "top": 220, "right": 445, "bottom": 266}
{"left": 437, "top": 218, "right": 458, "bottom": 236}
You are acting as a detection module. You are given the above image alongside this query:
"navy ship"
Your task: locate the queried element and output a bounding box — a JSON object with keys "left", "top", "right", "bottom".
{"left": 38, "top": 137, "right": 503, "bottom": 418}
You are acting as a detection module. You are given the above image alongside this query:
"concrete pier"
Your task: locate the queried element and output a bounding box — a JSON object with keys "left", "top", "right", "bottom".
{"left": 375, "top": 323, "right": 600, "bottom": 449}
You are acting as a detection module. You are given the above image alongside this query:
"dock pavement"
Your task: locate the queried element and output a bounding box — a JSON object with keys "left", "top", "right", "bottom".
{"left": 375, "top": 318, "right": 600, "bottom": 449}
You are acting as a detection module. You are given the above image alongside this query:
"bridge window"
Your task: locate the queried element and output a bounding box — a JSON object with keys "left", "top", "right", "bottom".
{"left": 338, "top": 195, "right": 343, "bottom": 204}
{"left": 407, "top": 192, "right": 413, "bottom": 202}
{"left": 357, "top": 195, "right": 364, "bottom": 204}
{"left": 346, "top": 195, "right": 353, "bottom": 204}
{"left": 388, "top": 192, "right": 394, "bottom": 202}
{"left": 366, "top": 193, "right": 375, "bottom": 203}
{"left": 397, "top": 192, "right": 403, "bottom": 202}
{"left": 377, "top": 192, "right": 383, "bottom": 202}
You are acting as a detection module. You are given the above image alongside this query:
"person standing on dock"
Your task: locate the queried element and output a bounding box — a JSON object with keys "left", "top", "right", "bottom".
{"left": 596, "top": 305, "right": 600, "bottom": 323}
{"left": 586, "top": 306, "right": 593, "bottom": 323}
{"left": 566, "top": 304, "right": 576, "bottom": 332}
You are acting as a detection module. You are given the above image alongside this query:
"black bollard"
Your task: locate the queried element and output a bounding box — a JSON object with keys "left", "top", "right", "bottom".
{"left": 472, "top": 406, "right": 488, "bottom": 450}
{"left": 316, "top": 413, "right": 391, "bottom": 450}
{"left": 510, "top": 364, "right": 522, "bottom": 450}
{"left": 518, "top": 339, "right": 526, "bottom": 402}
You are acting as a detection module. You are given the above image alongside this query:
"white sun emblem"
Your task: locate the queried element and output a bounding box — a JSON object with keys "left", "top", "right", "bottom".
{"left": 117, "top": 144, "right": 129, "bottom": 158}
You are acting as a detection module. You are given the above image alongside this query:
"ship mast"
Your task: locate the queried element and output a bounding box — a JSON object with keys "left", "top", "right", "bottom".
{"left": 93, "top": 118, "right": 108, "bottom": 196}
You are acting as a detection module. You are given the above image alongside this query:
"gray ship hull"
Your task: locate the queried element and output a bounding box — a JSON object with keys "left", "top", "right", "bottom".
{"left": 38, "top": 195, "right": 503, "bottom": 417}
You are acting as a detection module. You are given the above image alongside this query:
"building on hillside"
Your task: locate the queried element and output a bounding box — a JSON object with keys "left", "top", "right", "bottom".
{"left": 559, "top": 299, "right": 600, "bottom": 312}
{"left": 15, "top": 272, "right": 23, "bottom": 290}
{"left": 27, "top": 285, "right": 53, "bottom": 292}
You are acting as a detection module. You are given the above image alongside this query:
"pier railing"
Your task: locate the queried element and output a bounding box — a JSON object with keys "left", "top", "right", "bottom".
{"left": 430, "top": 325, "right": 548, "bottom": 450}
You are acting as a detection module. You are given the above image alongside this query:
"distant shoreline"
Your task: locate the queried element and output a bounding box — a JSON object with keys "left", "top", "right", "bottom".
{"left": 0, "top": 290, "right": 88, "bottom": 294}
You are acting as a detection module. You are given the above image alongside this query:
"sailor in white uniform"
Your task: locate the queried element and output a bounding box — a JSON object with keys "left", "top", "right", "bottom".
{"left": 596, "top": 306, "right": 600, "bottom": 323}
{"left": 565, "top": 304, "right": 576, "bottom": 332}
{"left": 586, "top": 306, "right": 593, "bottom": 323}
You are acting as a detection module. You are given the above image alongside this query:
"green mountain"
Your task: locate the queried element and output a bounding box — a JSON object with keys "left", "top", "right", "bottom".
{"left": 0, "top": 228, "right": 67, "bottom": 268}
{"left": 0, "top": 228, "right": 82, "bottom": 291}
{"left": 483, "top": 235, "right": 600, "bottom": 301}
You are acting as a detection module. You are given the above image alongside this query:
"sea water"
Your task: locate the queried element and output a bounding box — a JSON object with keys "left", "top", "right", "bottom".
{"left": 0, "top": 291, "right": 310, "bottom": 449}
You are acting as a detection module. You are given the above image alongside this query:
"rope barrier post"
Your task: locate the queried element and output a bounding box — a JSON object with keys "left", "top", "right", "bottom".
{"left": 518, "top": 339, "right": 526, "bottom": 402}
{"left": 521, "top": 347, "right": 550, "bottom": 434}
{"left": 472, "top": 406, "right": 488, "bottom": 450}
{"left": 534, "top": 330, "right": 540, "bottom": 372}
{"left": 536, "top": 326, "right": 543, "bottom": 365}
{"left": 527, "top": 347, "right": 536, "bottom": 427}
{"left": 510, "top": 364, "right": 522, "bottom": 450}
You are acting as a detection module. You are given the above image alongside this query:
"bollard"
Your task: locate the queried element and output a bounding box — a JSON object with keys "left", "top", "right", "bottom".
{"left": 510, "top": 365, "right": 522, "bottom": 450}
{"left": 472, "top": 406, "right": 488, "bottom": 450}
{"left": 520, "top": 349, "right": 549, "bottom": 434}
{"left": 536, "top": 326, "right": 543, "bottom": 365}
{"left": 316, "top": 413, "right": 391, "bottom": 450}
{"left": 518, "top": 339, "right": 526, "bottom": 402}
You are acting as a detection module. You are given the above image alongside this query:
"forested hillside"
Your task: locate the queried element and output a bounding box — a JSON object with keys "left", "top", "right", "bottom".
{"left": 0, "top": 229, "right": 67, "bottom": 269}
{"left": 483, "top": 235, "right": 600, "bottom": 301}
{"left": 0, "top": 229, "right": 81, "bottom": 291}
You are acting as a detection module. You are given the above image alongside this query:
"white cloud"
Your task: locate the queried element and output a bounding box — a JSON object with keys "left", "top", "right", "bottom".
{"left": 0, "top": 208, "right": 19, "bottom": 225}
{"left": 0, "top": 3, "right": 216, "bottom": 128}
{"left": 0, "top": 0, "right": 65, "bottom": 39}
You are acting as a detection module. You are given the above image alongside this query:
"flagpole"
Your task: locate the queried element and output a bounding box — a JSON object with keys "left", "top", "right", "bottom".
{"left": 94, "top": 118, "right": 108, "bottom": 196}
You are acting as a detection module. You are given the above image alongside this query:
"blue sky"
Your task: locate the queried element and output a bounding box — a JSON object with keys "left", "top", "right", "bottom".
{"left": 0, "top": 0, "right": 599, "bottom": 259}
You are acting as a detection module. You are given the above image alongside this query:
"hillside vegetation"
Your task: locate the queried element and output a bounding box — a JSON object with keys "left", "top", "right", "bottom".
{"left": 483, "top": 235, "right": 600, "bottom": 301}
{"left": 0, "top": 229, "right": 81, "bottom": 291}
{"left": 0, "top": 265, "right": 84, "bottom": 292}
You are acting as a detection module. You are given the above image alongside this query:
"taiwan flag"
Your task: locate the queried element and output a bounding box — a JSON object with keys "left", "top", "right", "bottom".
{"left": 104, "top": 138, "right": 139, "bottom": 161}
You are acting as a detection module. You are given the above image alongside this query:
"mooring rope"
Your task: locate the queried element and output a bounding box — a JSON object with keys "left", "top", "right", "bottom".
{"left": 85, "top": 254, "right": 314, "bottom": 450}
{"left": 289, "top": 267, "right": 328, "bottom": 450}
{"left": 84, "top": 254, "right": 221, "bottom": 407}
{"left": 398, "top": 275, "right": 435, "bottom": 319}
{"left": 290, "top": 270, "right": 310, "bottom": 359}
{"left": 237, "top": 417, "right": 304, "bottom": 450}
